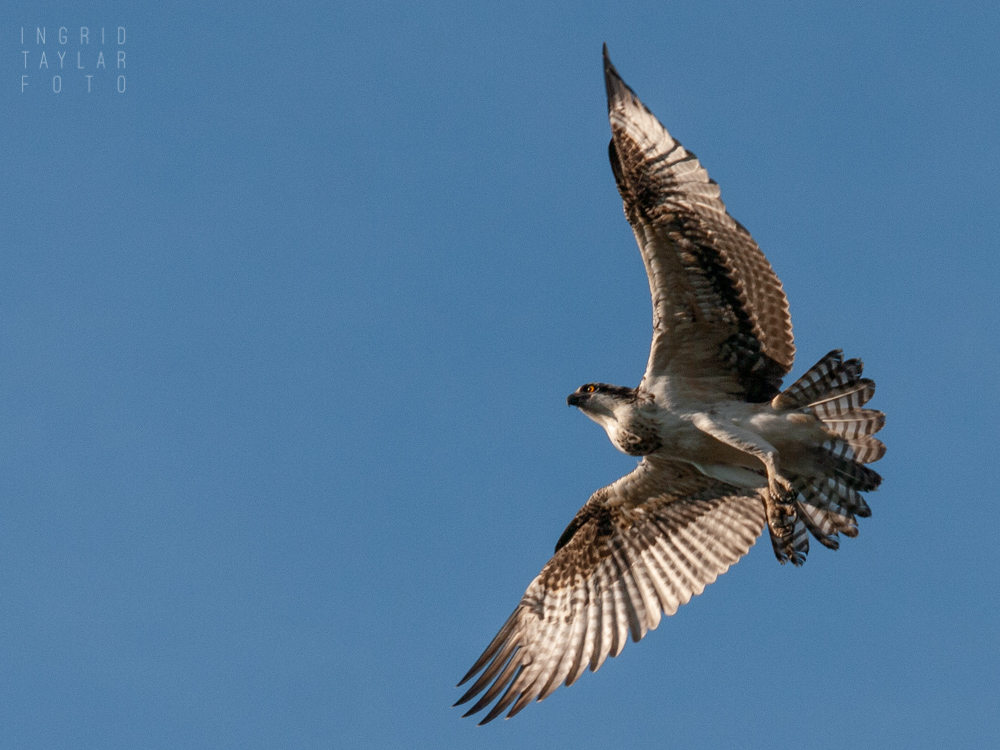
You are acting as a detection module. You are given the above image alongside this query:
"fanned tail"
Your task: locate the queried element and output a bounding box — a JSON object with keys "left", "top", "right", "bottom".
{"left": 769, "top": 350, "right": 885, "bottom": 564}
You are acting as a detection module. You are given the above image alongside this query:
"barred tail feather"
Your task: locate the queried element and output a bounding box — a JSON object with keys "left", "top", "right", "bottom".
{"left": 772, "top": 350, "right": 860, "bottom": 409}
{"left": 816, "top": 450, "right": 882, "bottom": 491}
{"left": 825, "top": 435, "right": 886, "bottom": 463}
{"left": 821, "top": 410, "right": 886, "bottom": 440}
{"left": 797, "top": 501, "right": 858, "bottom": 549}
{"left": 776, "top": 351, "right": 886, "bottom": 461}
{"left": 792, "top": 476, "right": 861, "bottom": 547}
{"left": 773, "top": 350, "right": 886, "bottom": 556}
{"left": 809, "top": 380, "right": 876, "bottom": 419}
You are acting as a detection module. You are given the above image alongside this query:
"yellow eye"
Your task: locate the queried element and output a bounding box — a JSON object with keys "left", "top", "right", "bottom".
{"left": 584, "top": 385, "right": 596, "bottom": 393}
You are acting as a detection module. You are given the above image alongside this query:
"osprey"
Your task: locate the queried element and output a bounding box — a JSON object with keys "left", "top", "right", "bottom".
{"left": 455, "top": 47, "right": 885, "bottom": 724}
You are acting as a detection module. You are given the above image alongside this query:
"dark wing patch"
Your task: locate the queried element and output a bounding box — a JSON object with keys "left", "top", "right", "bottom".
{"left": 455, "top": 460, "right": 766, "bottom": 723}
{"left": 603, "top": 46, "right": 794, "bottom": 401}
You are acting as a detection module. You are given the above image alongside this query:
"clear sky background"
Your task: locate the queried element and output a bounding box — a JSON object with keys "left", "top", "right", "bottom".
{"left": 2, "top": 1, "right": 998, "bottom": 748}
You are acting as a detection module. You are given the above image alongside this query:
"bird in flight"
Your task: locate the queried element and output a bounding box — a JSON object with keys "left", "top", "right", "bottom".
{"left": 455, "top": 46, "right": 885, "bottom": 724}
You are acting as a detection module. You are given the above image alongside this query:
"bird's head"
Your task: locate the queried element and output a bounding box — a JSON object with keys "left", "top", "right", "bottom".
{"left": 567, "top": 383, "right": 636, "bottom": 425}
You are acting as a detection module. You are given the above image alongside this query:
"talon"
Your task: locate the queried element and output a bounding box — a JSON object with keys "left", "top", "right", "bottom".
{"left": 764, "top": 476, "right": 798, "bottom": 538}
{"left": 768, "top": 474, "right": 794, "bottom": 499}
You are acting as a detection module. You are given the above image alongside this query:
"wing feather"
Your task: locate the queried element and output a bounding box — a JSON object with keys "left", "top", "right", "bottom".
{"left": 625, "top": 529, "right": 663, "bottom": 632}
{"left": 456, "top": 459, "right": 766, "bottom": 723}
{"left": 612, "top": 541, "right": 646, "bottom": 642}
{"left": 603, "top": 46, "right": 794, "bottom": 402}
{"left": 564, "top": 573, "right": 597, "bottom": 686}
{"left": 641, "top": 532, "right": 682, "bottom": 616}
{"left": 543, "top": 581, "right": 588, "bottom": 697}
{"left": 606, "top": 549, "right": 630, "bottom": 657}
{"left": 590, "top": 563, "right": 614, "bottom": 672}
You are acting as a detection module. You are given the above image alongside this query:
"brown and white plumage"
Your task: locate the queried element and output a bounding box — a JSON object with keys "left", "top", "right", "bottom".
{"left": 456, "top": 47, "right": 885, "bottom": 723}
{"left": 456, "top": 460, "right": 765, "bottom": 724}
{"left": 604, "top": 47, "right": 794, "bottom": 403}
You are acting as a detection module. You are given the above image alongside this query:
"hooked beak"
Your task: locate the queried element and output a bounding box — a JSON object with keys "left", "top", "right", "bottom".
{"left": 567, "top": 392, "right": 585, "bottom": 407}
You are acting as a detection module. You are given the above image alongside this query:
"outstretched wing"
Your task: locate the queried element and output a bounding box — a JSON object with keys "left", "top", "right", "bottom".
{"left": 604, "top": 46, "right": 795, "bottom": 402}
{"left": 455, "top": 458, "right": 765, "bottom": 724}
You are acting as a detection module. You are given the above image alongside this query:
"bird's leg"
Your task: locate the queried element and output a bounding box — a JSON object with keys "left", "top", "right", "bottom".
{"left": 689, "top": 414, "right": 799, "bottom": 553}
{"left": 689, "top": 413, "right": 797, "bottom": 515}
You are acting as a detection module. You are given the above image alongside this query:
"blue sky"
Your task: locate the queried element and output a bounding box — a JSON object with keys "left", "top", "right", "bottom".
{"left": 2, "top": 1, "right": 998, "bottom": 747}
